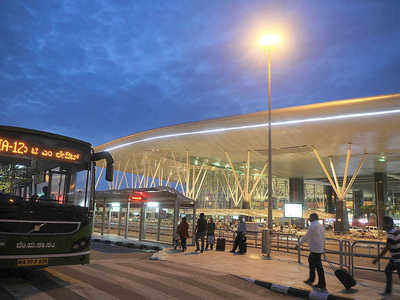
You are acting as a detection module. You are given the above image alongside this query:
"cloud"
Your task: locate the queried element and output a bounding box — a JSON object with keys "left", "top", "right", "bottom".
{"left": 0, "top": 0, "right": 399, "bottom": 145}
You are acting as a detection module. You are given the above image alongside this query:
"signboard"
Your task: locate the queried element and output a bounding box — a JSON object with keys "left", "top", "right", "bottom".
{"left": 0, "top": 135, "right": 82, "bottom": 163}
{"left": 284, "top": 203, "right": 303, "bottom": 218}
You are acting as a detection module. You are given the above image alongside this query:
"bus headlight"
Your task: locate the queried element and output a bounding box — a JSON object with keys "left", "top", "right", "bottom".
{"left": 71, "top": 238, "right": 90, "bottom": 252}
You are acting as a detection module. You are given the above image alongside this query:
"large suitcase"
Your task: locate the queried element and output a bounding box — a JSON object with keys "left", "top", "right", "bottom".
{"left": 334, "top": 269, "right": 356, "bottom": 290}
{"left": 216, "top": 238, "right": 225, "bottom": 251}
{"left": 326, "top": 259, "right": 356, "bottom": 290}
{"left": 238, "top": 236, "right": 247, "bottom": 254}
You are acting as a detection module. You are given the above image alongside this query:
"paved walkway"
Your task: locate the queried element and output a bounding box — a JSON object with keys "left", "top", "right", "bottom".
{"left": 92, "top": 233, "right": 400, "bottom": 299}
{"left": 1, "top": 243, "right": 296, "bottom": 300}
{"left": 154, "top": 246, "right": 400, "bottom": 300}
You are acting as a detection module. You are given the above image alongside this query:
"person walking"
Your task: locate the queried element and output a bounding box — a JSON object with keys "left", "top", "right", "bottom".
{"left": 230, "top": 217, "right": 246, "bottom": 253}
{"left": 372, "top": 216, "right": 400, "bottom": 296}
{"left": 195, "top": 213, "right": 207, "bottom": 253}
{"left": 298, "top": 213, "right": 327, "bottom": 291}
{"left": 206, "top": 218, "right": 216, "bottom": 250}
{"left": 177, "top": 217, "right": 189, "bottom": 252}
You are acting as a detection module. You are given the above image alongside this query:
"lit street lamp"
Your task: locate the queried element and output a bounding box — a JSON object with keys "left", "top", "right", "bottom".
{"left": 259, "top": 34, "right": 280, "bottom": 237}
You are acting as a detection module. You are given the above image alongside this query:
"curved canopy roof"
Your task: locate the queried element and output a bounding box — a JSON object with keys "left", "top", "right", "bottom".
{"left": 95, "top": 94, "right": 400, "bottom": 180}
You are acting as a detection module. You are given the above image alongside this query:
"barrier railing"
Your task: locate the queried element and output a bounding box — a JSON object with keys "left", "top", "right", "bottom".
{"left": 350, "top": 240, "right": 387, "bottom": 275}
{"left": 297, "top": 238, "right": 387, "bottom": 276}
{"left": 94, "top": 223, "right": 388, "bottom": 278}
{"left": 215, "top": 228, "right": 387, "bottom": 277}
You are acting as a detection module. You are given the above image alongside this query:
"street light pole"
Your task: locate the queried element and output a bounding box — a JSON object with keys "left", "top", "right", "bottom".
{"left": 258, "top": 34, "right": 280, "bottom": 259}
{"left": 267, "top": 48, "right": 273, "bottom": 232}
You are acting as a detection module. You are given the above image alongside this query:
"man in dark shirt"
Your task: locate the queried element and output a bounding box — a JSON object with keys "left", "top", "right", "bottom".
{"left": 373, "top": 216, "right": 400, "bottom": 296}
{"left": 195, "top": 213, "right": 207, "bottom": 253}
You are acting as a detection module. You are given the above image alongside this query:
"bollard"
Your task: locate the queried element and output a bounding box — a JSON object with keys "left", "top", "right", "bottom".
{"left": 261, "top": 229, "right": 271, "bottom": 260}
{"left": 297, "top": 237, "right": 301, "bottom": 264}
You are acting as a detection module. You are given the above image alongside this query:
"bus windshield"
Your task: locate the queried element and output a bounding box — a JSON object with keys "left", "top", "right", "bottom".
{"left": 0, "top": 126, "right": 94, "bottom": 214}
{"left": 0, "top": 157, "right": 90, "bottom": 207}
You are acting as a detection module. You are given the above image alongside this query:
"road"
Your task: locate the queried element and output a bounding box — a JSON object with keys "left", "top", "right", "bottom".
{"left": 0, "top": 241, "right": 296, "bottom": 299}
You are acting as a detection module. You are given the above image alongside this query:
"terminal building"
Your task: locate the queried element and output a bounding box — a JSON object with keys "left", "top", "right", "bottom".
{"left": 94, "top": 94, "right": 400, "bottom": 234}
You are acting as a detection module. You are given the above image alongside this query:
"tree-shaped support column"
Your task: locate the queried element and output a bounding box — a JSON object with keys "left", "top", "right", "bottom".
{"left": 311, "top": 144, "right": 367, "bottom": 233}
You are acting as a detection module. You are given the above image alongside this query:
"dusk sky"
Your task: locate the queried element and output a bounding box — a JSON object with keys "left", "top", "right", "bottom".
{"left": 1, "top": 1, "right": 399, "bottom": 146}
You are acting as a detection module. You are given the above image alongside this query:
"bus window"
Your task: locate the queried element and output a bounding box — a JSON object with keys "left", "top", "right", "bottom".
{"left": 68, "top": 169, "right": 90, "bottom": 207}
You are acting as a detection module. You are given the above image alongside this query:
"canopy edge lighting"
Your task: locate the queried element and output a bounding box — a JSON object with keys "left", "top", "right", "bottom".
{"left": 105, "top": 109, "right": 400, "bottom": 152}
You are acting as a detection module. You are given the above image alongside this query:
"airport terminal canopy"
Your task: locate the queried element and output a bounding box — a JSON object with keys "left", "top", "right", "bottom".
{"left": 95, "top": 94, "right": 400, "bottom": 181}
{"left": 94, "top": 93, "right": 400, "bottom": 230}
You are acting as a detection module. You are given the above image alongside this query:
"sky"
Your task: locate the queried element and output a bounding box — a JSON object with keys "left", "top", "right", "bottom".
{"left": 1, "top": 0, "right": 399, "bottom": 146}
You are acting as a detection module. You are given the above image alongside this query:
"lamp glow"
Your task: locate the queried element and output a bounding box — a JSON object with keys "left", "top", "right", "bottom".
{"left": 259, "top": 34, "right": 280, "bottom": 47}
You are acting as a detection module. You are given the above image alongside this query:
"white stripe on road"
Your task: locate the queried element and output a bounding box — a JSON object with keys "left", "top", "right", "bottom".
{"left": 47, "top": 268, "right": 119, "bottom": 300}
{"left": 102, "top": 262, "right": 217, "bottom": 299}
{"left": 69, "top": 264, "right": 178, "bottom": 300}
{"left": 126, "top": 260, "right": 271, "bottom": 300}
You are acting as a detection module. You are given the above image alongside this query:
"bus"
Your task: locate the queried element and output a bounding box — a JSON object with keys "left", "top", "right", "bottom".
{"left": 0, "top": 126, "right": 113, "bottom": 269}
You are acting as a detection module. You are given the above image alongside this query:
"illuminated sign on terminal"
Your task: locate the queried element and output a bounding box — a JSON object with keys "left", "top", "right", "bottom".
{"left": 0, "top": 136, "right": 81, "bottom": 163}
{"left": 284, "top": 203, "right": 303, "bottom": 218}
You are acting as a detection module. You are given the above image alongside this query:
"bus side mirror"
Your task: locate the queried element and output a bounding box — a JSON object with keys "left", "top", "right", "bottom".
{"left": 105, "top": 163, "right": 114, "bottom": 182}
{"left": 92, "top": 151, "right": 114, "bottom": 182}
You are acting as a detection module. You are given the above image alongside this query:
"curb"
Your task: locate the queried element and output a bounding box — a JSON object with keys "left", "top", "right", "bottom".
{"left": 91, "top": 238, "right": 162, "bottom": 253}
{"left": 234, "top": 275, "right": 354, "bottom": 300}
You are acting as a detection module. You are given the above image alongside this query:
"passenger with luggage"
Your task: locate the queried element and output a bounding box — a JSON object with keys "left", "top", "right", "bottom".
{"left": 177, "top": 217, "right": 189, "bottom": 252}
{"left": 206, "top": 217, "right": 216, "bottom": 250}
{"left": 195, "top": 213, "right": 207, "bottom": 253}
{"left": 230, "top": 217, "right": 246, "bottom": 254}
{"left": 297, "top": 213, "right": 327, "bottom": 292}
{"left": 373, "top": 216, "right": 400, "bottom": 296}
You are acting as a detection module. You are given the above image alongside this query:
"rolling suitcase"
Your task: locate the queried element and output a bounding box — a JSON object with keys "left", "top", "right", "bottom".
{"left": 326, "top": 258, "right": 356, "bottom": 290}
{"left": 238, "top": 235, "right": 247, "bottom": 254}
{"left": 216, "top": 238, "right": 225, "bottom": 251}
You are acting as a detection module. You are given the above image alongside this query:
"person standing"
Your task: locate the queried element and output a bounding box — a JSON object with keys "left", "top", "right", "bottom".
{"left": 177, "top": 217, "right": 189, "bottom": 252}
{"left": 195, "top": 213, "right": 207, "bottom": 253}
{"left": 298, "top": 213, "right": 326, "bottom": 291}
{"left": 206, "top": 218, "right": 216, "bottom": 250}
{"left": 38, "top": 186, "right": 51, "bottom": 201}
{"left": 372, "top": 216, "right": 400, "bottom": 296}
{"left": 230, "top": 217, "right": 246, "bottom": 253}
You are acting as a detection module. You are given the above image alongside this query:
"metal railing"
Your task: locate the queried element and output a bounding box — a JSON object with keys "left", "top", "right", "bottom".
{"left": 297, "top": 237, "right": 389, "bottom": 276}
{"left": 93, "top": 223, "right": 389, "bottom": 278}
{"left": 215, "top": 228, "right": 389, "bottom": 277}
{"left": 350, "top": 240, "right": 387, "bottom": 275}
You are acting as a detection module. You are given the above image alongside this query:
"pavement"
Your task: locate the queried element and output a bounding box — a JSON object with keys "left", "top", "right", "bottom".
{"left": 152, "top": 246, "right": 400, "bottom": 300}
{"left": 92, "top": 233, "right": 400, "bottom": 300}
{"left": 0, "top": 242, "right": 296, "bottom": 299}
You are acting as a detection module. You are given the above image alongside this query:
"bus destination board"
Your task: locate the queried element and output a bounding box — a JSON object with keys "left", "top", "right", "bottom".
{"left": 0, "top": 136, "right": 82, "bottom": 163}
